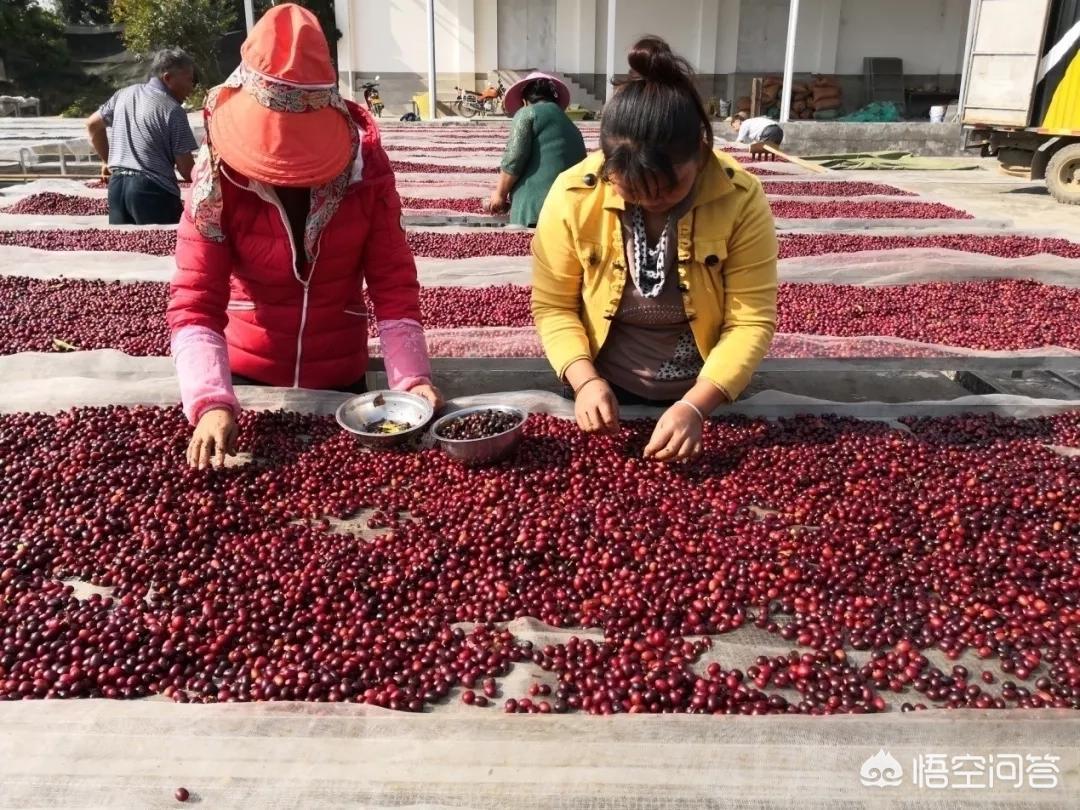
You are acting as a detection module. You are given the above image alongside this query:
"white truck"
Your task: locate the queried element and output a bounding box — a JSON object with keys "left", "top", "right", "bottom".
{"left": 961, "top": 0, "right": 1080, "bottom": 204}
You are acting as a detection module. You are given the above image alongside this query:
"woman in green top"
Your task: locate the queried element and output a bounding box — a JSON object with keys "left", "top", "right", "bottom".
{"left": 484, "top": 72, "right": 587, "bottom": 227}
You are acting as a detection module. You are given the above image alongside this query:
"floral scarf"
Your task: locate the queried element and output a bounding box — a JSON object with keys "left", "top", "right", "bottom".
{"left": 190, "top": 64, "right": 359, "bottom": 264}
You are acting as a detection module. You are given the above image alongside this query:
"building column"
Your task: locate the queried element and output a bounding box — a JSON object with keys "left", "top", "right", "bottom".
{"left": 333, "top": 0, "right": 354, "bottom": 100}
{"left": 605, "top": 0, "right": 618, "bottom": 103}
{"left": 715, "top": 0, "right": 740, "bottom": 100}
{"left": 779, "top": 0, "right": 800, "bottom": 123}
{"left": 426, "top": 0, "right": 438, "bottom": 119}
{"left": 807, "top": 0, "right": 842, "bottom": 75}
{"left": 697, "top": 0, "right": 721, "bottom": 82}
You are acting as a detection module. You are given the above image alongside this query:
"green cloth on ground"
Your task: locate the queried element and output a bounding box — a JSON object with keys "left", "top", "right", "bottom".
{"left": 838, "top": 102, "right": 902, "bottom": 123}
{"left": 501, "top": 101, "right": 587, "bottom": 227}
{"left": 799, "top": 151, "right": 980, "bottom": 171}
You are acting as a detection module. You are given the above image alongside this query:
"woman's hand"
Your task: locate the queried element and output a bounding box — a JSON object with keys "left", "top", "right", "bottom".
{"left": 187, "top": 407, "right": 238, "bottom": 469}
{"left": 409, "top": 383, "right": 445, "bottom": 411}
{"left": 644, "top": 401, "right": 703, "bottom": 462}
{"left": 575, "top": 377, "right": 619, "bottom": 434}
{"left": 483, "top": 191, "right": 510, "bottom": 215}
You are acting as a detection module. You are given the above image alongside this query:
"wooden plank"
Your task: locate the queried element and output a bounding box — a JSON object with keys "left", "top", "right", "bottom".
{"left": 764, "top": 146, "right": 829, "bottom": 173}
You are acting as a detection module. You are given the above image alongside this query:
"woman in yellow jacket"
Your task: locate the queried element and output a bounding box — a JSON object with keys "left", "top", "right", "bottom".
{"left": 531, "top": 36, "right": 778, "bottom": 462}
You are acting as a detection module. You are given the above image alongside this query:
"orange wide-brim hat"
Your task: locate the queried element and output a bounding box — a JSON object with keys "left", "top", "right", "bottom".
{"left": 209, "top": 4, "right": 352, "bottom": 187}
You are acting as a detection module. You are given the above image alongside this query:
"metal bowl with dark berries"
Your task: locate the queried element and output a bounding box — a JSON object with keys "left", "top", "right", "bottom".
{"left": 430, "top": 405, "right": 527, "bottom": 466}
{"left": 336, "top": 391, "right": 434, "bottom": 449}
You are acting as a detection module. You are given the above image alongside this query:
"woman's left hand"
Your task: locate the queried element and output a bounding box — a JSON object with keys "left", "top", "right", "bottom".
{"left": 409, "top": 383, "right": 445, "bottom": 411}
{"left": 483, "top": 192, "right": 510, "bottom": 215}
{"left": 644, "top": 402, "right": 704, "bottom": 462}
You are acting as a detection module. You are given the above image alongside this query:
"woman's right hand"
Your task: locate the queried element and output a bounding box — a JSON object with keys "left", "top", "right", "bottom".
{"left": 574, "top": 377, "right": 620, "bottom": 434}
{"left": 187, "top": 407, "right": 238, "bottom": 469}
{"left": 483, "top": 192, "right": 510, "bottom": 215}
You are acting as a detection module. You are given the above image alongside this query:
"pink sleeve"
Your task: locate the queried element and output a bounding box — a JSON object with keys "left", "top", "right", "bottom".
{"left": 378, "top": 318, "right": 432, "bottom": 391}
{"left": 171, "top": 324, "right": 239, "bottom": 424}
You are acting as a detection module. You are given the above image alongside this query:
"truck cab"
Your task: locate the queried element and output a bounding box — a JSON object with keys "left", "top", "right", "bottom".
{"left": 961, "top": 0, "right": 1080, "bottom": 204}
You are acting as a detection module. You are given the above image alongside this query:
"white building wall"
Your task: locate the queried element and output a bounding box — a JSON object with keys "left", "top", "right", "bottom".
{"left": 337, "top": 0, "right": 972, "bottom": 107}
{"left": 715, "top": 0, "right": 742, "bottom": 74}
{"left": 556, "top": 0, "right": 597, "bottom": 74}
{"left": 352, "top": 0, "right": 422, "bottom": 73}
{"left": 835, "top": 0, "right": 969, "bottom": 75}
{"left": 609, "top": 0, "right": 710, "bottom": 70}
{"left": 475, "top": 0, "right": 499, "bottom": 73}
{"left": 735, "top": 0, "right": 791, "bottom": 73}
{"left": 348, "top": 0, "right": 480, "bottom": 75}
{"left": 497, "top": 0, "right": 557, "bottom": 69}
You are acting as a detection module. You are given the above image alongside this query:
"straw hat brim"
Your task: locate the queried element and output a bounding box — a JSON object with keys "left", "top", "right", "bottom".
{"left": 503, "top": 73, "right": 572, "bottom": 116}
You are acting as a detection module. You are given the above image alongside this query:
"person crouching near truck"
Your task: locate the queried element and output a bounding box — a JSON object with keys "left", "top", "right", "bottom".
{"left": 531, "top": 36, "right": 778, "bottom": 463}
{"left": 731, "top": 111, "right": 785, "bottom": 152}
{"left": 86, "top": 48, "right": 199, "bottom": 225}
{"left": 167, "top": 4, "right": 443, "bottom": 470}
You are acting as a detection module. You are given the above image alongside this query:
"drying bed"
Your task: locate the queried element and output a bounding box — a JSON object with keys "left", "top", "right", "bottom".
{"left": 0, "top": 403, "right": 1077, "bottom": 714}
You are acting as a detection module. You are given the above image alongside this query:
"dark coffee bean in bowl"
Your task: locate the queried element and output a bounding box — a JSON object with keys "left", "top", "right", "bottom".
{"left": 437, "top": 410, "right": 522, "bottom": 441}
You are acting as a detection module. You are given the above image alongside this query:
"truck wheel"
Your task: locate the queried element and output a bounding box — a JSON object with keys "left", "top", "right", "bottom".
{"left": 1046, "top": 143, "right": 1080, "bottom": 205}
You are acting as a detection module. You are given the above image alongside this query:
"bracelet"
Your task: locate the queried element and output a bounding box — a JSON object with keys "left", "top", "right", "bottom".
{"left": 573, "top": 376, "right": 605, "bottom": 396}
{"left": 673, "top": 399, "right": 705, "bottom": 423}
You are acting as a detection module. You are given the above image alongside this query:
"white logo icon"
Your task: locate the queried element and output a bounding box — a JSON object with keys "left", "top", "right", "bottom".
{"left": 861, "top": 749, "right": 904, "bottom": 788}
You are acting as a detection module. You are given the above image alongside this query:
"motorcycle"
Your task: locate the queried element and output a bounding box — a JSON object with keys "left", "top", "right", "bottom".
{"left": 452, "top": 81, "right": 505, "bottom": 118}
{"left": 362, "top": 76, "right": 384, "bottom": 118}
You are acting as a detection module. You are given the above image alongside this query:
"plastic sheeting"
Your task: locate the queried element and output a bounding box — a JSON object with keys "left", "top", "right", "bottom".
{"left": 8, "top": 244, "right": 1079, "bottom": 289}
{"left": 1, "top": 353, "right": 1078, "bottom": 808}
{"left": 0, "top": 245, "right": 174, "bottom": 281}
{"left": 0, "top": 701, "right": 1073, "bottom": 809}
{"left": 369, "top": 328, "right": 1080, "bottom": 362}
{"left": 7, "top": 351, "right": 1080, "bottom": 423}
{"left": 780, "top": 249, "right": 1080, "bottom": 287}
{"left": 0, "top": 178, "right": 107, "bottom": 200}
{"left": 0, "top": 216, "right": 173, "bottom": 232}
{"left": 774, "top": 217, "right": 1011, "bottom": 232}
{"left": 0, "top": 245, "right": 534, "bottom": 287}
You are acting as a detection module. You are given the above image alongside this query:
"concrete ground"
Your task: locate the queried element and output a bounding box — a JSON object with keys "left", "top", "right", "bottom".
{"left": 839, "top": 159, "right": 1079, "bottom": 233}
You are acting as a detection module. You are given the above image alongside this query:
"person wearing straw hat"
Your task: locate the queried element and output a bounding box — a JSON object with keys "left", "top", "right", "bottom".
{"left": 168, "top": 4, "right": 442, "bottom": 470}
{"left": 483, "top": 72, "right": 586, "bottom": 228}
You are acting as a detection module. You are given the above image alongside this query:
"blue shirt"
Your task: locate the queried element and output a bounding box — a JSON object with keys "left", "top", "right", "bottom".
{"left": 98, "top": 78, "right": 198, "bottom": 196}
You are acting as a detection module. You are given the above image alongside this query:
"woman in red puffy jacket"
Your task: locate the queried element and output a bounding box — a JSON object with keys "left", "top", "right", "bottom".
{"left": 168, "top": 5, "right": 442, "bottom": 469}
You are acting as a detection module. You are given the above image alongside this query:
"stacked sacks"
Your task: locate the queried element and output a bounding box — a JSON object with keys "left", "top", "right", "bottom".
{"left": 761, "top": 76, "right": 783, "bottom": 117}
{"left": 790, "top": 82, "right": 813, "bottom": 120}
{"left": 810, "top": 76, "right": 843, "bottom": 120}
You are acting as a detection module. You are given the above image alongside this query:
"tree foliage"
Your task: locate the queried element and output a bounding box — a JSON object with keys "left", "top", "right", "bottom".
{"left": 56, "top": 0, "right": 112, "bottom": 25}
{"left": 0, "top": 0, "right": 112, "bottom": 113}
{"left": 112, "top": 0, "right": 237, "bottom": 85}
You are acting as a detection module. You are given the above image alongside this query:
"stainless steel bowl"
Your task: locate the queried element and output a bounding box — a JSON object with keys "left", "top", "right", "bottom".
{"left": 430, "top": 405, "right": 527, "bottom": 466}
{"left": 336, "top": 391, "right": 434, "bottom": 449}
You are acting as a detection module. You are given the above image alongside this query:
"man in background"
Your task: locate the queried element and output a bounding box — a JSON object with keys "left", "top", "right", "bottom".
{"left": 731, "top": 111, "right": 784, "bottom": 151}
{"left": 87, "top": 48, "right": 199, "bottom": 225}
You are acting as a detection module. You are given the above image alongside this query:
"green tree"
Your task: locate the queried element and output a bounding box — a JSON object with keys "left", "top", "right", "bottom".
{"left": 0, "top": 0, "right": 112, "bottom": 113}
{"left": 56, "top": 0, "right": 112, "bottom": 25}
{"left": 112, "top": 0, "right": 237, "bottom": 85}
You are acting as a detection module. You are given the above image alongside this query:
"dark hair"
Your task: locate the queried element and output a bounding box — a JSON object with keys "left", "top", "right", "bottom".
{"left": 149, "top": 48, "right": 196, "bottom": 80}
{"left": 600, "top": 36, "right": 713, "bottom": 196}
{"left": 524, "top": 79, "right": 560, "bottom": 106}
